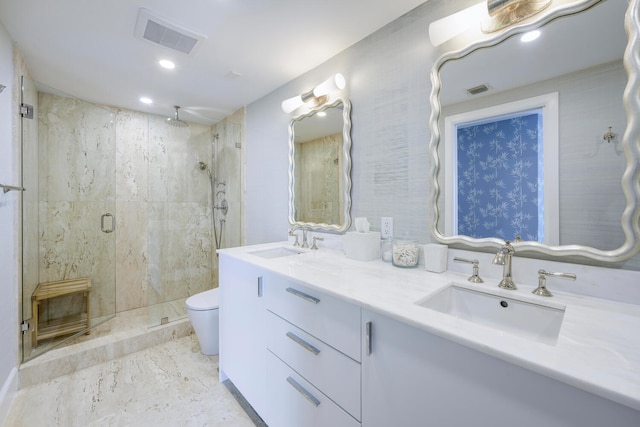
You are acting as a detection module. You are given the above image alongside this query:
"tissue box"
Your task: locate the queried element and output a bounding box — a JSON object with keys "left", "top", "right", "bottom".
{"left": 344, "top": 231, "right": 381, "bottom": 261}
{"left": 423, "top": 243, "right": 448, "bottom": 273}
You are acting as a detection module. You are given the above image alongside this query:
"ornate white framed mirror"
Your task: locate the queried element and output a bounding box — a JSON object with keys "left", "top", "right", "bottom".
{"left": 429, "top": 0, "right": 640, "bottom": 262}
{"left": 288, "top": 98, "right": 352, "bottom": 233}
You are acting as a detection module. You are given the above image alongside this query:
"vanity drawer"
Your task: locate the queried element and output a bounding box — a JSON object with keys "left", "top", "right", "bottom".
{"left": 267, "top": 350, "right": 361, "bottom": 427}
{"left": 267, "top": 311, "right": 361, "bottom": 420}
{"left": 265, "top": 277, "right": 361, "bottom": 361}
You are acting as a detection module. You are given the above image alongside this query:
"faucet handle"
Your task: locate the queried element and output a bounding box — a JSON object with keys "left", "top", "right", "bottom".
{"left": 288, "top": 229, "right": 300, "bottom": 247}
{"left": 453, "top": 257, "right": 484, "bottom": 283}
{"left": 311, "top": 236, "right": 324, "bottom": 250}
{"left": 532, "top": 269, "right": 576, "bottom": 297}
{"left": 301, "top": 228, "right": 310, "bottom": 248}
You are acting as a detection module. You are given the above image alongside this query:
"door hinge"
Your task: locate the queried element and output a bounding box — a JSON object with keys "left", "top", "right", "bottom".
{"left": 20, "top": 103, "right": 34, "bottom": 119}
{"left": 21, "top": 320, "right": 31, "bottom": 333}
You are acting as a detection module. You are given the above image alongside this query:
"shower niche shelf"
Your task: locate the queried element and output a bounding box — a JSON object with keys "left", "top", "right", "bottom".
{"left": 31, "top": 277, "right": 92, "bottom": 347}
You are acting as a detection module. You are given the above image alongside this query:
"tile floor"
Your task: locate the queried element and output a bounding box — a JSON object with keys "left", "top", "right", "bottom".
{"left": 4, "top": 334, "right": 265, "bottom": 426}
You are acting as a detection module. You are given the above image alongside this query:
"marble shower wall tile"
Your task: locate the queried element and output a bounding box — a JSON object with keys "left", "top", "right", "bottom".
{"left": 39, "top": 201, "right": 116, "bottom": 318}
{"left": 38, "top": 93, "right": 116, "bottom": 202}
{"left": 115, "top": 201, "right": 149, "bottom": 312}
{"left": 147, "top": 201, "right": 213, "bottom": 305}
{"left": 294, "top": 133, "right": 342, "bottom": 224}
{"left": 115, "top": 109, "right": 149, "bottom": 202}
{"left": 148, "top": 115, "right": 211, "bottom": 203}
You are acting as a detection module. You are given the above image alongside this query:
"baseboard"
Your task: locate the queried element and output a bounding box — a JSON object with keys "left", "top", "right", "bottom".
{"left": 0, "top": 367, "right": 18, "bottom": 425}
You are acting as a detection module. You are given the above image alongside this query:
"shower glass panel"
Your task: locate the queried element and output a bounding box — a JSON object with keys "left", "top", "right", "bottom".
{"left": 144, "top": 114, "right": 215, "bottom": 327}
{"left": 212, "top": 119, "right": 243, "bottom": 252}
{"left": 21, "top": 79, "right": 117, "bottom": 362}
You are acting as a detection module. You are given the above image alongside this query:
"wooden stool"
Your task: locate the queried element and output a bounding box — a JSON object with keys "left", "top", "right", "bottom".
{"left": 31, "top": 277, "right": 91, "bottom": 347}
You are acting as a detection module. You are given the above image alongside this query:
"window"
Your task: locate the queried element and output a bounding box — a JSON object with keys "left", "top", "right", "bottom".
{"left": 444, "top": 93, "right": 559, "bottom": 244}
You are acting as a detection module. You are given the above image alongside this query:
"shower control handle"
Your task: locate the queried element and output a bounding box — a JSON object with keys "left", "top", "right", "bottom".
{"left": 101, "top": 213, "right": 114, "bottom": 233}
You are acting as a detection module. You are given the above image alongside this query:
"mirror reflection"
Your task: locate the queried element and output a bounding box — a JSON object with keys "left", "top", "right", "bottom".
{"left": 289, "top": 99, "right": 352, "bottom": 232}
{"left": 430, "top": 0, "right": 640, "bottom": 261}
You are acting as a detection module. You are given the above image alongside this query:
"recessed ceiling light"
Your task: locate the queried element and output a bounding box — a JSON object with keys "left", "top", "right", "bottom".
{"left": 140, "top": 97, "right": 153, "bottom": 104}
{"left": 159, "top": 59, "right": 175, "bottom": 69}
{"left": 521, "top": 30, "right": 541, "bottom": 43}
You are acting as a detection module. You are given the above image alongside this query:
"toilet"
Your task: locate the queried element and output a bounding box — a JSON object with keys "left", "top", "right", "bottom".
{"left": 185, "top": 288, "right": 220, "bottom": 355}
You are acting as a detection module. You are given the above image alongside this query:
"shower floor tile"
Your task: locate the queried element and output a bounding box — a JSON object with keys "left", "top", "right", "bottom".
{"left": 5, "top": 335, "right": 263, "bottom": 427}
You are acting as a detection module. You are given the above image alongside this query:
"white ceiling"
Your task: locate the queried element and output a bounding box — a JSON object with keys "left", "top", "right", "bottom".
{"left": 0, "top": 0, "right": 428, "bottom": 124}
{"left": 440, "top": 0, "right": 626, "bottom": 106}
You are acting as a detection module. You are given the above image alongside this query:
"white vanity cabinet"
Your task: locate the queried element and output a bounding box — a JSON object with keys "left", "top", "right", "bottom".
{"left": 219, "top": 247, "right": 640, "bottom": 426}
{"left": 218, "top": 254, "right": 269, "bottom": 419}
{"left": 265, "top": 275, "right": 362, "bottom": 427}
{"left": 361, "top": 309, "right": 640, "bottom": 427}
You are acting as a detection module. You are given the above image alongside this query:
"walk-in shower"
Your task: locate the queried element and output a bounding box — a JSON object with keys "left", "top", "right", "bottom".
{"left": 19, "top": 78, "right": 243, "bottom": 362}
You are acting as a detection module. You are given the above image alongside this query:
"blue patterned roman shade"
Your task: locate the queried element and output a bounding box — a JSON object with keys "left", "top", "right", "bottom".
{"left": 456, "top": 110, "right": 543, "bottom": 241}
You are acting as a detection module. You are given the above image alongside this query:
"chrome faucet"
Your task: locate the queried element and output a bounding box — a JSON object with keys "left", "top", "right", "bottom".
{"left": 300, "top": 228, "right": 309, "bottom": 248}
{"left": 288, "top": 228, "right": 300, "bottom": 247}
{"left": 453, "top": 257, "right": 484, "bottom": 283}
{"left": 311, "top": 236, "right": 324, "bottom": 250}
{"left": 289, "top": 225, "right": 310, "bottom": 248}
{"left": 532, "top": 269, "right": 577, "bottom": 297}
{"left": 492, "top": 240, "right": 516, "bottom": 290}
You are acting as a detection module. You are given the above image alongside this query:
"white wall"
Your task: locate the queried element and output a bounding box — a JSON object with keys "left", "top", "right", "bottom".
{"left": 246, "top": 5, "right": 436, "bottom": 244}
{"left": 245, "top": 1, "right": 640, "bottom": 301}
{"left": 0, "top": 21, "right": 19, "bottom": 423}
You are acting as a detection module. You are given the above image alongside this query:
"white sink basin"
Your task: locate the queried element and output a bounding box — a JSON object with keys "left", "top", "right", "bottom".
{"left": 417, "top": 283, "right": 565, "bottom": 345}
{"left": 249, "top": 246, "right": 307, "bottom": 259}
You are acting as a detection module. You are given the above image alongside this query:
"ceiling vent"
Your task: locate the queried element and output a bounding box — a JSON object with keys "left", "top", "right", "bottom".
{"left": 134, "top": 8, "right": 205, "bottom": 55}
{"left": 466, "top": 84, "right": 490, "bottom": 96}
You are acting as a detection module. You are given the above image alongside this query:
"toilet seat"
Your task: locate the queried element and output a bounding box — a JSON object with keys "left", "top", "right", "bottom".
{"left": 186, "top": 288, "right": 219, "bottom": 311}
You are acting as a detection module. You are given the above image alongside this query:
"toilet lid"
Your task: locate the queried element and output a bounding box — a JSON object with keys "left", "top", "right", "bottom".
{"left": 186, "top": 288, "right": 219, "bottom": 311}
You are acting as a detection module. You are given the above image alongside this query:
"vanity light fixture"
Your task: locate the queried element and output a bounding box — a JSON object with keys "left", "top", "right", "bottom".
{"left": 429, "top": 0, "right": 552, "bottom": 47}
{"left": 482, "top": 0, "right": 552, "bottom": 33}
{"left": 159, "top": 59, "right": 176, "bottom": 69}
{"left": 281, "top": 73, "right": 346, "bottom": 113}
{"left": 429, "top": 2, "right": 486, "bottom": 47}
{"left": 140, "top": 96, "right": 153, "bottom": 104}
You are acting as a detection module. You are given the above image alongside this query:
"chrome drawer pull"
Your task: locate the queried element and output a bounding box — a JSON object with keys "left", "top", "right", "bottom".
{"left": 286, "top": 376, "right": 321, "bottom": 407}
{"left": 365, "top": 321, "right": 373, "bottom": 356}
{"left": 286, "top": 332, "right": 320, "bottom": 356}
{"left": 257, "top": 276, "right": 263, "bottom": 297}
{"left": 286, "top": 287, "right": 320, "bottom": 304}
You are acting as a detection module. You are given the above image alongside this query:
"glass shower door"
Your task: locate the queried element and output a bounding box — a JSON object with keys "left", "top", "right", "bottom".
{"left": 21, "top": 78, "right": 117, "bottom": 361}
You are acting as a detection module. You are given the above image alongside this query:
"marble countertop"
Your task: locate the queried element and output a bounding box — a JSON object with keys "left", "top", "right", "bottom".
{"left": 218, "top": 242, "right": 640, "bottom": 412}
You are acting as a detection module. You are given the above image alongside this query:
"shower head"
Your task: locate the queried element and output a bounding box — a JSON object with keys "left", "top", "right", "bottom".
{"left": 166, "top": 106, "right": 189, "bottom": 128}
{"left": 197, "top": 161, "right": 212, "bottom": 180}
